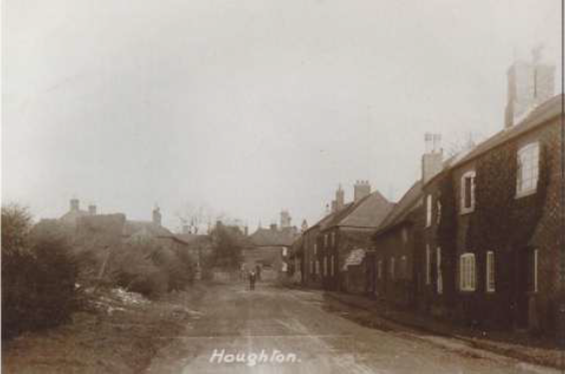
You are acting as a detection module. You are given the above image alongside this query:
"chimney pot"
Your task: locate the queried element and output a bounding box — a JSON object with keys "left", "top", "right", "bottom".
{"left": 152, "top": 207, "right": 162, "bottom": 226}
{"left": 70, "top": 198, "right": 80, "bottom": 212}
{"left": 422, "top": 133, "right": 443, "bottom": 184}
{"left": 354, "top": 180, "right": 371, "bottom": 203}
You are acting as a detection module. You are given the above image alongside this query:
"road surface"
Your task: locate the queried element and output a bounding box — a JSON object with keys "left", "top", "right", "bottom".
{"left": 145, "top": 283, "right": 556, "bottom": 374}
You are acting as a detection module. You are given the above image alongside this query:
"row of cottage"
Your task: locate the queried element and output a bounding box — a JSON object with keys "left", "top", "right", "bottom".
{"left": 290, "top": 55, "right": 562, "bottom": 333}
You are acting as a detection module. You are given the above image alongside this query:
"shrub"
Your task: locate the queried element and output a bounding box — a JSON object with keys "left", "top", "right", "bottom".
{"left": 2, "top": 206, "right": 78, "bottom": 339}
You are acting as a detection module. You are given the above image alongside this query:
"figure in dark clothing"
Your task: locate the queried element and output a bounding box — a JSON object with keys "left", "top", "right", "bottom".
{"left": 249, "top": 271, "right": 256, "bottom": 291}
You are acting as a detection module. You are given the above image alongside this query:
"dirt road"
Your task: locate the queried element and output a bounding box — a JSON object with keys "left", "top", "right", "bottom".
{"left": 144, "top": 283, "right": 557, "bottom": 374}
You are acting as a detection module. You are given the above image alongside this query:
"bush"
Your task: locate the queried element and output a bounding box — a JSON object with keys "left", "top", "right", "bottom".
{"left": 106, "top": 240, "right": 195, "bottom": 298}
{"left": 2, "top": 206, "right": 78, "bottom": 339}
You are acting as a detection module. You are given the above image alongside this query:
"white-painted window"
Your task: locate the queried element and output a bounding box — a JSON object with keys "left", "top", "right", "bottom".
{"left": 377, "top": 260, "right": 382, "bottom": 279}
{"left": 460, "top": 253, "right": 476, "bottom": 291}
{"left": 400, "top": 256, "right": 407, "bottom": 278}
{"left": 517, "top": 142, "right": 540, "bottom": 197}
{"left": 460, "top": 171, "right": 476, "bottom": 213}
{"left": 436, "top": 200, "right": 442, "bottom": 224}
{"left": 401, "top": 228, "right": 408, "bottom": 244}
{"left": 486, "top": 251, "right": 495, "bottom": 293}
{"left": 426, "top": 195, "right": 432, "bottom": 227}
{"left": 282, "top": 262, "right": 288, "bottom": 272}
{"left": 282, "top": 247, "right": 288, "bottom": 256}
{"left": 533, "top": 249, "right": 539, "bottom": 293}
{"left": 390, "top": 257, "right": 395, "bottom": 279}
{"left": 426, "top": 245, "right": 431, "bottom": 285}
{"left": 324, "top": 234, "right": 328, "bottom": 248}
{"left": 436, "top": 247, "right": 443, "bottom": 294}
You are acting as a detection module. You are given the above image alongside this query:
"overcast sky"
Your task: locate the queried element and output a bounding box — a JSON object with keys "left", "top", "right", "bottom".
{"left": 2, "top": 0, "right": 561, "bottom": 232}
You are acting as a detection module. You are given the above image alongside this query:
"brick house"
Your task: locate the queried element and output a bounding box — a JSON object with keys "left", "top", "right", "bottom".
{"left": 419, "top": 56, "right": 562, "bottom": 332}
{"left": 245, "top": 212, "right": 298, "bottom": 281}
{"left": 60, "top": 198, "right": 98, "bottom": 228}
{"left": 299, "top": 211, "right": 341, "bottom": 289}
{"left": 372, "top": 181, "right": 424, "bottom": 307}
{"left": 371, "top": 132, "right": 444, "bottom": 307}
{"left": 320, "top": 182, "right": 393, "bottom": 293}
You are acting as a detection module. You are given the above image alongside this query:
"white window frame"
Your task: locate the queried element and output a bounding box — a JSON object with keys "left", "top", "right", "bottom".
{"left": 426, "top": 194, "right": 433, "bottom": 227}
{"left": 436, "top": 247, "right": 443, "bottom": 294}
{"left": 425, "top": 245, "right": 431, "bottom": 285}
{"left": 400, "top": 256, "right": 407, "bottom": 278}
{"left": 436, "top": 200, "right": 442, "bottom": 224}
{"left": 377, "top": 260, "right": 382, "bottom": 279}
{"left": 324, "top": 234, "right": 328, "bottom": 248}
{"left": 486, "top": 251, "right": 495, "bottom": 293}
{"left": 401, "top": 227, "right": 408, "bottom": 244}
{"left": 459, "top": 253, "right": 476, "bottom": 292}
{"left": 460, "top": 170, "right": 476, "bottom": 214}
{"left": 282, "top": 247, "right": 288, "bottom": 256}
{"left": 516, "top": 142, "right": 540, "bottom": 198}
{"left": 390, "top": 257, "right": 395, "bottom": 280}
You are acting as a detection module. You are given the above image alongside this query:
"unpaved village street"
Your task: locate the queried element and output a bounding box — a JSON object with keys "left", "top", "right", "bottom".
{"left": 3, "top": 282, "right": 558, "bottom": 374}
{"left": 144, "top": 283, "right": 555, "bottom": 374}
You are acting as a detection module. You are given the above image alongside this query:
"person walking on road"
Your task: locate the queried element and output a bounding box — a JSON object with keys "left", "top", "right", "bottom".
{"left": 249, "top": 270, "right": 256, "bottom": 291}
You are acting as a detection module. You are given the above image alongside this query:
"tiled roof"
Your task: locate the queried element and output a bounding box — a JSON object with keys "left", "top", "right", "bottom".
{"left": 249, "top": 227, "right": 297, "bottom": 247}
{"left": 448, "top": 94, "right": 562, "bottom": 172}
{"left": 322, "top": 190, "right": 393, "bottom": 231}
{"left": 319, "top": 202, "right": 356, "bottom": 231}
{"left": 338, "top": 190, "right": 394, "bottom": 228}
{"left": 123, "top": 220, "right": 174, "bottom": 238}
{"left": 175, "top": 233, "right": 206, "bottom": 244}
{"left": 60, "top": 209, "right": 90, "bottom": 225}
{"left": 374, "top": 180, "right": 423, "bottom": 237}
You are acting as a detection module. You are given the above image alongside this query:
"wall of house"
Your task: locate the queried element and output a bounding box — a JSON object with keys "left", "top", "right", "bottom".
{"left": 420, "top": 173, "right": 458, "bottom": 319}
{"left": 241, "top": 246, "right": 284, "bottom": 281}
{"left": 302, "top": 227, "right": 322, "bottom": 288}
{"left": 373, "top": 218, "right": 420, "bottom": 308}
{"left": 324, "top": 227, "right": 374, "bottom": 292}
{"left": 448, "top": 117, "right": 561, "bottom": 331}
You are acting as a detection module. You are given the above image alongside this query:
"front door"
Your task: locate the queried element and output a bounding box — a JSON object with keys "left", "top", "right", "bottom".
{"left": 514, "top": 248, "right": 532, "bottom": 329}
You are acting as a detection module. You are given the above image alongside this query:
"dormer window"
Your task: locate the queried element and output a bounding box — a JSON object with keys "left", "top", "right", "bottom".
{"left": 460, "top": 171, "right": 476, "bottom": 214}
{"left": 516, "top": 142, "right": 540, "bottom": 198}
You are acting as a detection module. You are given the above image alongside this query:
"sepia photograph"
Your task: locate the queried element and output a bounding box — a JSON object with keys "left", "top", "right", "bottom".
{"left": 2, "top": 1, "right": 564, "bottom": 373}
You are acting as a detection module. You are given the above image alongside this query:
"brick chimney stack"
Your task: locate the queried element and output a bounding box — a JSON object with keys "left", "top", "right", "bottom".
{"left": 301, "top": 219, "right": 308, "bottom": 232}
{"left": 353, "top": 180, "right": 371, "bottom": 203}
{"left": 505, "top": 45, "right": 555, "bottom": 128}
{"left": 70, "top": 198, "right": 80, "bottom": 212}
{"left": 280, "top": 210, "right": 291, "bottom": 229}
{"left": 336, "top": 184, "right": 345, "bottom": 210}
{"left": 422, "top": 133, "right": 443, "bottom": 184}
{"left": 88, "top": 204, "right": 97, "bottom": 215}
{"left": 331, "top": 200, "right": 337, "bottom": 213}
{"left": 152, "top": 206, "right": 162, "bottom": 226}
